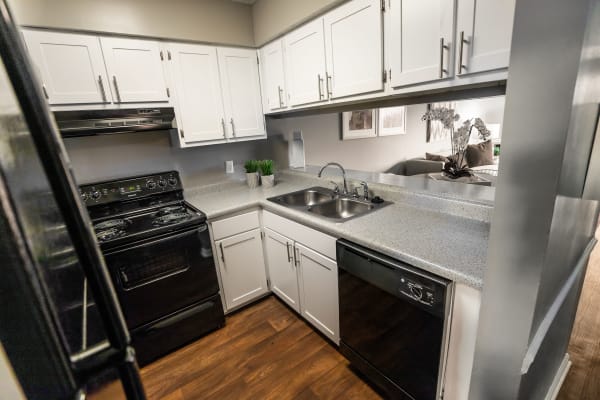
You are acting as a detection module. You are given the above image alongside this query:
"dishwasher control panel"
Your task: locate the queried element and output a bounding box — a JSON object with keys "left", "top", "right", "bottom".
{"left": 401, "top": 279, "right": 436, "bottom": 306}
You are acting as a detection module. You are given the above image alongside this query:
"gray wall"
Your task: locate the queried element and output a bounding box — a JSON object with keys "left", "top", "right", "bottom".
{"left": 10, "top": 0, "right": 255, "bottom": 46}
{"left": 252, "top": 0, "right": 346, "bottom": 46}
{"left": 266, "top": 97, "right": 505, "bottom": 173}
{"left": 63, "top": 132, "right": 264, "bottom": 188}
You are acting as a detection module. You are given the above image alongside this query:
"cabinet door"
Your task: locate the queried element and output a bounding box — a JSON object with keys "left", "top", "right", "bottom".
{"left": 168, "top": 43, "right": 226, "bottom": 144}
{"left": 216, "top": 229, "right": 268, "bottom": 310}
{"left": 264, "top": 228, "right": 300, "bottom": 312}
{"left": 324, "top": 0, "right": 383, "bottom": 98}
{"left": 388, "top": 0, "right": 455, "bottom": 87}
{"left": 284, "top": 19, "right": 327, "bottom": 106}
{"left": 260, "top": 40, "right": 287, "bottom": 111}
{"left": 217, "top": 48, "right": 265, "bottom": 139}
{"left": 296, "top": 243, "right": 339, "bottom": 344}
{"left": 456, "top": 0, "right": 515, "bottom": 75}
{"left": 22, "top": 30, "right": 111, "bottom": 105}
{"left": 100, "top": 37, "right": 169, "bottom": 103}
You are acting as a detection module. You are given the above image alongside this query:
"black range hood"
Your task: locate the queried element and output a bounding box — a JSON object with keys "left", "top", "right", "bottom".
{"left": 54, "top": 107, "right": 176, "bottom": 138}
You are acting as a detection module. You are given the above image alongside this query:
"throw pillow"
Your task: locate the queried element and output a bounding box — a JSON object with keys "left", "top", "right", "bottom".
{"left": 466, "top": 140, "right": 494, "bottom": 167}
{"left": 425, "top": 153, "right": 448, "bottom": 162}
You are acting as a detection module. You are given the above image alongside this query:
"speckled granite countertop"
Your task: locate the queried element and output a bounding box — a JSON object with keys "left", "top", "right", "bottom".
{"left": 186, "top": 171, "right": 491, "bottom": 289}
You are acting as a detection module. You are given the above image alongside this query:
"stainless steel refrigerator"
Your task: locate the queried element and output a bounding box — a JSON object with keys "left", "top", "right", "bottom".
{"left": 0, "top": 0, "right": 146, "bottom": 398}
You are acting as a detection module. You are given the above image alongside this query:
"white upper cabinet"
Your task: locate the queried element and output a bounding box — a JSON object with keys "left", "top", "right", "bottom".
{"left": 217, "top": 47, "right": 265, "bottom": 138}
{"left": 100, "top": 37, "right": 169, "bottom": 103}
{"left": 324, "top": 0, "right": 383, "bottom": 98}
{"left": 168, "top": 43, "right": 226, "bottom": 144}
{"left": 455, "top": 0, "right": 516, "bottom": 75}
{"left": 388, "top": 0, "right": 455, "bottom": 87}
{"left": 260, "top": 40, "right": 287, "bottom": 111}
{"left": 285, "top": 19, "right": 328, "bottom": 107}
{"left": 264, "top": 228, "right": 300, "bottom": 312}
{"left": 22, "top": 30, "right": 111, "bottom": 105}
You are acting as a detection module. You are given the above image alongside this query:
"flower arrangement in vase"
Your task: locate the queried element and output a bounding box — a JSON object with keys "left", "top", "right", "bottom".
{"left": 244, "top": 160, "right": 260, "bottom": 188}
{"left": 422, "top": 107, "right": 491, "bottom": 178}
{"left": 259, "top": 160, "right": 275, "bottom": 188}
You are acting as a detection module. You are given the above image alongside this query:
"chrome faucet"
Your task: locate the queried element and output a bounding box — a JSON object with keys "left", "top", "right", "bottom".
{"left": 318, "top": 162, "right": 348, "bottom": 195}
{"left": 360, "top": 181, "right": 369, "bottom": 201}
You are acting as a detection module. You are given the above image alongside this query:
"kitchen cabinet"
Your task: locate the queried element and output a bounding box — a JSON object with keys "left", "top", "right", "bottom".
{"left": 260, "top": 40, "right": 287, "bottom": 111}
{"left": 388, "top": 0, "right": 455, "bottom": 87}
{"left": 100, "top": 37, "right": 169, "bottom": 103}
{"left": 215, "top": 228, "right": 269, "bottom": 311}
{"left": 167, "top": 43, "right": 227, "bottom": 144}
{"left": 324, "top": 0, "right": 383, "bottom": 98}
{"left": 296, "top": 243, "right": 339, "bottom": 343}
{"left": 22, "top": 29, "right": 111, "bottom": 105}
{"left": 264, "top": 228, "right": 300, "bottom": 312}
{"left": 284, "top": 19, "right": 328, "bottom": 107}
{"left": 217, "top": 48, "right": 265, "bottom": 139}
{"left": 263, "top": 211, "right": 339, "bottom": 344}
{"left": 455, "top": 0, "right": 516, "bottom": 75}
{"left": 211, "top": 211, "right": 268, "bottom": 311}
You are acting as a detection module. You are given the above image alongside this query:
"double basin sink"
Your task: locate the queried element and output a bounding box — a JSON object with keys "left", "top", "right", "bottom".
{"left": 267, "top": 187, "right": 391, "bottom": 222}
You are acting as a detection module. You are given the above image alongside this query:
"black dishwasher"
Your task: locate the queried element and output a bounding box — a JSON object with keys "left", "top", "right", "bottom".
{"left": 337, "top": 239, "right": 452, "bottom": 400}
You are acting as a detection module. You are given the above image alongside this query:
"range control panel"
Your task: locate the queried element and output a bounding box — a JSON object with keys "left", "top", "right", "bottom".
{"left": 79, "top": 171, "right": 182, "bottom": 205}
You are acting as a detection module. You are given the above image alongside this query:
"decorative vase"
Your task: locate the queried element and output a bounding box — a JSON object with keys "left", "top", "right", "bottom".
{"left": 246, "top": 172, "right": 259, "bottom": 188}
{"left": 261, "top": 174, "right": 275, "bottom": 188}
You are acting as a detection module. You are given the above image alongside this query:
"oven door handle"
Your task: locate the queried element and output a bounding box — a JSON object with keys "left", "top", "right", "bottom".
{"left": 105, "top": 224, "right": 207, "bottom": 256}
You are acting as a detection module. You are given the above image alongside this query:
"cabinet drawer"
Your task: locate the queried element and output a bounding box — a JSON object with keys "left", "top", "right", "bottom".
{"left": 263, "top": 211, "right": 336, "bottom": 260}
{"left": 212, "top": 211, "right": 260, "bottom": 240}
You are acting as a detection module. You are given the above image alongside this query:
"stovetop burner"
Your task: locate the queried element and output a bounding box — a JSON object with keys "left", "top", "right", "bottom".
{"left": 155, "top": 205, "right": 187, "bottom": 216}
{"left": 96, "top": 227, "right": 127, "bottom": 242}
{"left": 152, "top": 212, "right": 194, "bottom": 226}
{"left": 95, "top": 218, "right": 130, "bottom": 231}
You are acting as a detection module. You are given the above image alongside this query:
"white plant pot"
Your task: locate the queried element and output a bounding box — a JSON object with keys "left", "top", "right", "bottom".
{"left": 246, "top": 172, "right": 259, "bottom": 188}
{"left": 262, "top": 174, "right": 275, "bottom": 188}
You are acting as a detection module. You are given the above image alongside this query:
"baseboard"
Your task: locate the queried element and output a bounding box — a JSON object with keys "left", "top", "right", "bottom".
{"left": 544, "top": 353, "right": 571, "bottom": 400}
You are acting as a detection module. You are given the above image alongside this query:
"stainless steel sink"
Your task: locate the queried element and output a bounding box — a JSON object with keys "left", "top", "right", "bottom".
{"left": 267, "top": 187, "right": 391, "bottom": 222}
{"left": 268, "top": 187, "right": 334, "bottom": 207}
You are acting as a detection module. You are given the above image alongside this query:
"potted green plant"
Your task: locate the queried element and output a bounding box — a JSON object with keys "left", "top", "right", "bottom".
{"left": 260, "top": 160, "right": 275, "bottom": 188}
{"left": 244, "top": 160, "right": 260, "bottom": 188}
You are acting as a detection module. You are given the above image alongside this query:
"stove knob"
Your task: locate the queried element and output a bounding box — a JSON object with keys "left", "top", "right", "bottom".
{"left": 146, "top": 180, "right": 156, "bottom": 189}
{"left": 158, "top": 179, "right": 167, "bottom": 188}
{"left": 168, "top": 177, "right": 178, "bottom": 186}
{"left": 410, "top": 286, "right": 423, "bottom": 300}
{"left": 91, "top": 190, "right": 101, "bottom": 200}
{"left": 81, "top": 192, "right": 89, "bottom": 201}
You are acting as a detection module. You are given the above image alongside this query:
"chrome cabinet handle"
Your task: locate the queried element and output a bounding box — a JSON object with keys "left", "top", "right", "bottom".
{"left": 230, "top": 118, "right": 236, "bottom": 138}
{"left": 317, "top": 74, "right": 324, "bottom": 100}
{"left": 286, "top": 242, "right": 292, "bottom": 263}
{"left": 439, "top": 38, "right": 449, "bottom": 78}
{"left": 326, "top": 73, "right": 333, "bottom": 98}
{"left": 294, "top": 246, "right": 300, "bottom": 266}
{"left": 221, "top": 118, "right": 226, "bottom": 138}
{"left": 112, "top": 76, "right": 122, "bottom": 102}
{"left": 219, "top": 242, "right": 225, "bottom": 263}
{"left": 458, "top": 31, "right": 469, "bottom": 74}
{"left": 98, "top": 75, "right": 106, "bottom": 102}
{"left": 277, "top": 85, "right": 283, "bottom": 107}
{"left": 41, "top": 84, "right": 49, "bottom": 100}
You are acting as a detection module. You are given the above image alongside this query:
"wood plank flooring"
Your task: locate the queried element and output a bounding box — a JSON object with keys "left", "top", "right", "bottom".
{"left": 91, "top": 238, "right": 600, "bottom": 400}
{"left": 91, "top": 297, "right": 381, "bottom": 399}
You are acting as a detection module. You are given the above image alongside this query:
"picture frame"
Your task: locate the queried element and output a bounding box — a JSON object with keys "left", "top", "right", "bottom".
{"left": 426, "top": 101, "right": 456, "bottom": 143}
{"left": 341, "top": 109, "right": 377, "bottom": 140}
{"left": 378, "top": 106, "right": 407, "bottom": 136}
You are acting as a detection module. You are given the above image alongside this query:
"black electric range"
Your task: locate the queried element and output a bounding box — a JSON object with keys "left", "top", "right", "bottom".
{"left": 80, "top": 171, "right": 224, "bottom": 366}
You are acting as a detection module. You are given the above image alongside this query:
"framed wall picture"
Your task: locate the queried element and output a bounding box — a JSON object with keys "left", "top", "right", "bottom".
{"left": 341, "top": 109, "right": 377, "bottom": 140}
{"left": 378, "top": 106, "right": 406, "bottom": 136}
{"left": 426, "top": 101, "right": 456, "bottom": 143}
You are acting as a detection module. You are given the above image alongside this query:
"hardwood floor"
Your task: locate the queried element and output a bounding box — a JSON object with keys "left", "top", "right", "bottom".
{"left": 557, "top": 233, "right": 600, "bottom": 400}
{"left": 91, "top": 297, "right": 381, "bottom": 400}
{"left": 91, "top": 238, "right": 600, "bottom": 400}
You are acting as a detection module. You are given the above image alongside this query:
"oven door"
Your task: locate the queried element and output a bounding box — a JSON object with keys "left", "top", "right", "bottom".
{"left": 104, "top": 224, "right": 219, "bottom": 329}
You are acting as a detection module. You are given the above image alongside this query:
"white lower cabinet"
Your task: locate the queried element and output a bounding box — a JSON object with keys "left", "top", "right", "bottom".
{"left": 296, "top": 243, "right": 339, "bottom": 343}
{"left": 263, "top": 211, "right": 339, "bottom": 344}
{"left": 215, "top": 228, "right": 269, "bottom": 311}
{"left": 264, "top": 228, "right": 300, "bottom": 312}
